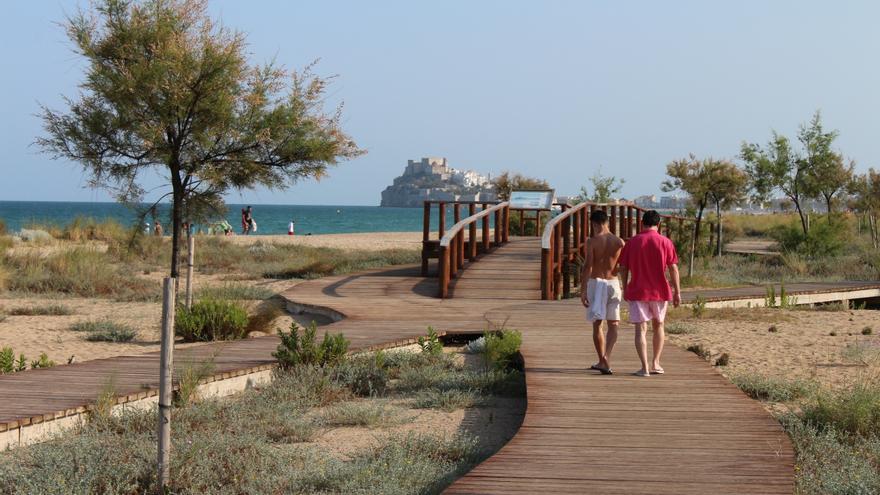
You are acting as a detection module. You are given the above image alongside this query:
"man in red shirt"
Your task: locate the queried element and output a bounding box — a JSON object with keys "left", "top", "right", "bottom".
{"left": 618, "top": 210, "right": 681, "bottom": 377}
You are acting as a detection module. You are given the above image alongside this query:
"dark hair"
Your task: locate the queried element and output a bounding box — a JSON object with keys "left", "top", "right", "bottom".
{"left": 590, "top": 210, "right": 608, "bottom": 224}
{"left": 642, "top": 210, "right": 662, "bottom": 227}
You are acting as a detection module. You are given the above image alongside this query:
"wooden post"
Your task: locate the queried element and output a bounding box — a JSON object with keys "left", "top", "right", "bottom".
{"left": 588, "top": 204, "right": 596, "bottom": 237}
{"left": 458, "top": 231, "right": 465, "bottom": 269}
{"left": 421, "top": 202, "right": 431, "bottom": 276}
{"left": 438, "top": 202, "right": 446, "bottom": 239}
{"left": 572, "top": 210, "right": 581, "bottom": 290}
{"left": 536, "top": 211, "right": 542, "bottom": 236}
{"left": 554, "top": 225, "right": 563, "bottom": 298}
{"left": 481, "top": 203, "right": 490, "bottom": 253}
{"left": 468, "top": 203, "right": 477, "bottom": 261}
{"left": 608, "top": 206, "right": 617, "bottom": 234}
{"left": 185, "top": 229, "right": 194, "bottom": 309}
{"left": 636, "top": 209, "right": 642, "bottom": 233}
{"left": 620, "top": 205, "right": 627, "bottom": 237}
{"left": 453, "top": 203, "right": 461, "bottom": 228}
{"left": 519, "top": 209, "right": 525, "bottom": 236}
{"left": 453, "top": 202, "right": 461, "bottom": 268}
{"left": 495, "top": 209, "right": 502, "bottom": 246}
{"left": 541, "top": 246, "right": 551, "bottom": 300}
{"left": 449, "top": 233, "right": 458, "bottom": 278}
{"left": 626, "top": 206, "right": 633, "bottom": 239}
{"left": 439, "top": 247, "right": 449, "bottom": 298}
{"left": 562, "top": 216, "right": 571, "bottom": 298}
{"left": 688, "top": 220, "right": 697, "bottom": 278}
{"left": 503, "top": 205, "right": 510, "bottom": 242}
{"left": 157, "top": 277, "right": 176, "bottom": 491}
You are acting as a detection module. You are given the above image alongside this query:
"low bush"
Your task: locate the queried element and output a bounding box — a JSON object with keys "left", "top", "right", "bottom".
{"left": 418, "top": 326, "right": 443, "bottom": 355}
{"left": 412, "top": 389, "right": 479, "bottom": 412}
{"left": 322, "top": 401, "right": 405, "bottom": 428}
{"left": 665, "top": 322, "right": 695, "bottom": 335}
{"left": 730, "top": 373, "right": 815, "bottom": 402}
{"left": 331, "top": 352, "right": 389, "bottom": 397}
{"left": 770, "top": 219, "right": 847, "bottom": 258}
{"left": 483, "top": 329, "right": 522, "bottom": 371}
{"left": 195, "top": 283, "right": 274, "bottom": 301}
{"left": 801, "top": 378, "right": 880, "bottom": 437}
{"left": 175, "top": 298, "right": 249, "bottom": 342}
{"left": 29, "top": 352, "right": 55, "bottom": 369}
{"left": 783, "top": 414, "right": 880, "bottom": 494}
{"left": 9, "top": 304, "right": 73, "bottom": 316}
{"left": 273, "top": 321, "right": 349, "bottom": 368}
{"left": 72, "top": 320, "right": 137, "bottom": 343}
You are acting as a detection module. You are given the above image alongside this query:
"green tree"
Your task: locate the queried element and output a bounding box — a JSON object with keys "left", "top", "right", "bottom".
{"left": 741, "top": 111, "right": 842, "bottom": 234}
{"left": 491, "top": 171, "right": 550, "bottom": 201}
{"left": 850, "top": 170, "right": 880, "bottom": 248}
{"left": 574, "top": 167, "right": 625, "bottom": 204}
{"left": 38, "top": 0, "right": 363, "bottom": 285}
{"left": 662, "top": 154, "right": 714, "bottom": 249}
{"left": 810, "top": 153, "right": 854, "bottom": 215}
{"left": 707, "top": 162, "right": 749, "bottom": 255}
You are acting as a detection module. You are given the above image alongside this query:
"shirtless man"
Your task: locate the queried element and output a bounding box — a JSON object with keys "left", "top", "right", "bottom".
{"left": 580, "top": 209, "right": 625, "bottom": 374}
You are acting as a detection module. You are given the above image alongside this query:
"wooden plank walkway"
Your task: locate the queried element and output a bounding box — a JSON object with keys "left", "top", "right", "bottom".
{"left": 12, "top": 234, "right": 880, "bottom": 492}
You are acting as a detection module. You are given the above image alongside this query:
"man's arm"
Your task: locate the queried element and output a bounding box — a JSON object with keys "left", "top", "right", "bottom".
{"left": 668, "top": 263, "right": 681, "bottom": 307}
{"left": 619, "top": 266, "right": 629, "bottom": 300}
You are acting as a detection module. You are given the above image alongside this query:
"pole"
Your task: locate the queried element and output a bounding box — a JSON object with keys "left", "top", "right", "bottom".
{"left": 157, "top": 277, "right": 176, "bottom": 492}
{"left": 185, "top": 228, "right": 194, "bottom": 309}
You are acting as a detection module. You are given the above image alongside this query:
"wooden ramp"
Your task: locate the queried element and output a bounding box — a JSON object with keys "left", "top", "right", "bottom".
{"left": 2, "top": 238, "right": 846, "bottom": 493}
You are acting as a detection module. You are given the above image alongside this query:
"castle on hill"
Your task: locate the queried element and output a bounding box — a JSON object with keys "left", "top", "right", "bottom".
{"left": 380, "top": 157, "right": 497, "bottom": 207}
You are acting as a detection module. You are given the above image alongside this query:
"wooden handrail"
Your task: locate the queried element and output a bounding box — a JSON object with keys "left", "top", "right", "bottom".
{"left": 438, "top": 201, "right": 510, "bottom": 298}
{"left": 541, "top": 201, "right": 692, "bottom": 300}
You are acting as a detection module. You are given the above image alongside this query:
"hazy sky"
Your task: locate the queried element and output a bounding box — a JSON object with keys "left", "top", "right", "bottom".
{"left": 2, "top": 1, "right": 878, "bottom": 205}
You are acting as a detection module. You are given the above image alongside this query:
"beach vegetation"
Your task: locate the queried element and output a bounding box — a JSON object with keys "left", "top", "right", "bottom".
{"left": 74, "top": 320, "right": 138, "bottom": 343}
{"left": 730, "top": 373, "right": 816, "bottom": 402}
{"left": 174, "top": 357, "right": 216, "bottom": 407}
{"left": 0, "top": 343, "right": 522, "bottom": 494}
{"left": 273, "top": 321, "right": 349, "bottom": 369}
{"left": 418, "top": 326, "right": 443, "bottom": 356}
{"left": 572, "top": 166, "right": 625, "bottom": 204}
{"left": 483, "top": 329, "right": 523, "bottom": 371}
{"left": 8, "top": 304, "right": 73, "bottom": 316}
{"left": 175, "top": 298, "right": 249, "bottom": 342}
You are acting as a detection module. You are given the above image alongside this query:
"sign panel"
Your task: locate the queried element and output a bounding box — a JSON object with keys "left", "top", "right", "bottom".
{"left": 509, "top": 190, "right": 554, "bottom": 210}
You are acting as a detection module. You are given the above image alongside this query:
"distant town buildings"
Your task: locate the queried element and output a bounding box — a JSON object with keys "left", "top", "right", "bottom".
{"left": 380, "top": 157, "right": 498, "bottom": 207}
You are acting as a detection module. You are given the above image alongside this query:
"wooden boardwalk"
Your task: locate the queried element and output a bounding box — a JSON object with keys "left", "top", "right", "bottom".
{"left": 14, "top": 234, "right": 880, "bottom": 492}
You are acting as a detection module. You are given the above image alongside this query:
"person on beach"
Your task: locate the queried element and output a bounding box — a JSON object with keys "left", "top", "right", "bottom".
{"left": 246, "top": 206, "right": 256, "bottom": 234}
{"left": 288, "top": 219, "right": 296, "bottom": 236}
{"left": 618, "top": 210, "right": 681, "bottom": 377}
{"left": 580, "top": 209, "right": 625, "bottom": 375}
{"left": 153, "top": 221, "right": 163, "bottom": 237}
{"left": 241, "top": 208, "right": 250, "bottom": 235}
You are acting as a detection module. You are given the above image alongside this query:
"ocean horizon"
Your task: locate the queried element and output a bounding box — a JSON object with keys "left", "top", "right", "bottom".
{"left": 0, "top": 200, "right": 427, "bottom": 236}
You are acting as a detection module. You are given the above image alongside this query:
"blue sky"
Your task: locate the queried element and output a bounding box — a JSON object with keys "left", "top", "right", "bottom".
{"left": 2, "top": 1, "right": 878, "bottom": 205}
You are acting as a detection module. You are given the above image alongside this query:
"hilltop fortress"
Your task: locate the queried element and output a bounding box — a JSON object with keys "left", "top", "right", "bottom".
{"left": 380, "top": 157, "right": 498, "bottom": 207}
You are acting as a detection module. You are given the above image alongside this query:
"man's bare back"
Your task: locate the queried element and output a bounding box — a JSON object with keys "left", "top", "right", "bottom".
{"left": 585, "top": 232, "right": 624, "bottom": 280}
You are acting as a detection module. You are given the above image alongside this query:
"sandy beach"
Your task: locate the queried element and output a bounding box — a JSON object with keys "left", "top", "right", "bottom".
{"left": 225, "top": 231, "right": 425, "bottom": 251}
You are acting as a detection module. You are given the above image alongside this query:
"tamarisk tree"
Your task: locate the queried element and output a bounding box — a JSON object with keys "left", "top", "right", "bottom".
{"left": 38, "top": 0, "right": 363, "bottom": 284}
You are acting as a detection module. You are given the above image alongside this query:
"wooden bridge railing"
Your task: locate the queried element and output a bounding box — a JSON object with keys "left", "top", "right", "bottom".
{"left": 540, "top": 202, "right": 689, "bottom": 300}
{"left": 422, "top": 200, "right": 503, "bottom": 276}
{"left": 438, "top": 201, "right": 510, "bottom": 298}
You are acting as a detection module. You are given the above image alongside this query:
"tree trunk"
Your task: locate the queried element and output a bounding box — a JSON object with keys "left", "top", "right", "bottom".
{"left": 824, "top": 194, "right": 833, "bottom": 218}
{"left": 715, "top": 201, "right": 723, "bottom": 257}
{"left": 793, "top": 198, "right": 809, "bottom": 235}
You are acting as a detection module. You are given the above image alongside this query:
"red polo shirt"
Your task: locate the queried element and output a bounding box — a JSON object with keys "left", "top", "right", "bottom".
{"left": 618, "top": 229, "right": 678, "bottom": 301}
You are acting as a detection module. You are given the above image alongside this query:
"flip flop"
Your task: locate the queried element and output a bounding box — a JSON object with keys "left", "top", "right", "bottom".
{"left": 600, "top": 367, "right": 614, "bottom": 375}
{"left": 650, "top": 368, "right": 665, "bottom": 375}
{"left": 590, "top": 363, "right": 603, "bottom": 371}
{"left": 632, "top": 370, "right": 651, "bottom": 377}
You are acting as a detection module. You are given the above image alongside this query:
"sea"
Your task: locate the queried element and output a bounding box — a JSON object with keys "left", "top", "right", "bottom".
{"left": 0, "top": 201, "right": 427, "bottom": 236}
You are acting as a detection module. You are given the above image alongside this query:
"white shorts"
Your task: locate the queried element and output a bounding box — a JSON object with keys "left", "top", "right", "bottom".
{"left": 585, "top": 278, "right": 622, "bottom": 322}
{"left": 628, "top": 301, "right": 669, "bottom": 323}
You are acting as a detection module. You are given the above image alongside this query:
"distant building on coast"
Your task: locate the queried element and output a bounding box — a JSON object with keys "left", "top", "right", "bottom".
{"left": 380, "top": 157, "right": 498, "bottom": 207}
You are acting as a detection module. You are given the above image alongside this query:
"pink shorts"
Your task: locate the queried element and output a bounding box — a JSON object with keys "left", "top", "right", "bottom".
{"left": 628, "top": 301, "right": 668, "bottom": 323}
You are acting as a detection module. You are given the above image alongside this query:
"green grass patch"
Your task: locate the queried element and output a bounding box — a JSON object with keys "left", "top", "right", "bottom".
{"left": 195, "top": 283, "right": 275, "bottom": 301}
{"left": 7, "top": 304, "right": 73, "bottom": 316}
{"left": 411, "top": 389, "right": 480, "bottom": 412}
{"left": 730, "top": 373, "right": 816, "bottom": 402}
{"left": 322, "top": 401, "right": 407, "bottom": 428}
{"left": 71, "top": 320, "right": 137, "bottom": 343}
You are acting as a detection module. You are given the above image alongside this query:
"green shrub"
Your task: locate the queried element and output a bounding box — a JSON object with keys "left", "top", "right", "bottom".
{"left": 9, "top": 304, "right": 73, "bottom": 316}
{"left": 771, "top": 219, "right": 847, "bottom": 258}
{"left": 686, "top": 343, "right": 711, "bottom": 360}
{"left": 0, "top": 347, "right": 13, "bottom": 374}
{"left": 483, "top": 329, "right": 522, "bottom": 371}
{"left": 418, "top": 326, "right": 443, "bottom": 355}
{"left": 782, "top": 414, "right": 880, "bottom": 494}
{"left": 730, "top": 373, "right": 815, "bottom": 402}
{"left": 691, "top": 295, "right": 707, "bottom": 317}
{"left": 802, "top": 379, "right": 880, "bottom": 437}
{"left": 175, "top": 298, "right": 249, "bottom": 342}
{"left": 195, "top": 283, "right": 274, "bottom": 301}
{"left": 72, "top": 320, "right": 137, "bottom": 342}
{"left": 322, "top": 401, "right": 404, "bottom": 427}
{"left": 665, "top": 322, "right": 695, "bottom": 335}
{"left": 30, "top": 352, "right": 55, "bottom": 369}
{"left": 863, "top": 326, "right": 873, "bottom": 336}
{"left": 273, "top": 321, "right": 349, "bottom": 369}
{"left": 412, "top": 389, "right": 479, "bottom": 412}
{"left": 331, "top": 352, "right": 388, "bottom": 397}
